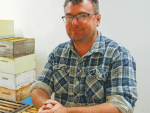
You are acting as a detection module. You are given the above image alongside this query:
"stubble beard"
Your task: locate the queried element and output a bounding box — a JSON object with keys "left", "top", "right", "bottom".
{"left": 68, "top": 29, "right": 96, "bottom": 45}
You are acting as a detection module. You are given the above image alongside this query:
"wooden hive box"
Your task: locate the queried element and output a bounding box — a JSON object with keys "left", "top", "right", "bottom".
{"left": 0, "top": 37, "right": 35, "bottom": 58}
{"left": 0, "top": 54, "right": 36, "bottom": 75}
{"left": 0, "top": 69, "right": 36, "bottom": 90}
{"left": 0, "top": 84, "right": 32, "bottom": 101}
{"left": 0, "top": 20, "right": 14, "bottom": 37}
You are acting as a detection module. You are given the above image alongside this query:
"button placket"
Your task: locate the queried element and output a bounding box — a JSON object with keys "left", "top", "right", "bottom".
{"left": 74, "top": 58, "right": 85, "bottom": 104}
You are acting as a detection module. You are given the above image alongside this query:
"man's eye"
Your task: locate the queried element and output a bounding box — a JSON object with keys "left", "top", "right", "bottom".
{"left": 78, "top": 14, "right": 87, "bottom": 18}
{"left": 66, "top": 16, "right": 73, "bottom": 19}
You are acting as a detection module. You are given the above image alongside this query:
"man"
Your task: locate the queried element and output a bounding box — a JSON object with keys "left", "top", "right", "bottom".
{"left": 30, "top": 0, "right": 137, "bottom": 113}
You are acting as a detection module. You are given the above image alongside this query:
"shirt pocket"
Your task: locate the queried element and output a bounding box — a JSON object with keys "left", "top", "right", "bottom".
{"left": 53, "top": 64, "right": 69, "bottom": 94}
{"left": 85, "top": 67, "right": 107, "bottom": 104}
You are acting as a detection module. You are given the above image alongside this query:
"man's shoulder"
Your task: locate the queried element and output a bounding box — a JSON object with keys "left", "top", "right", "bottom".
{"left": 51, "top": 41, "right": 70, "bottom": 56}
{"left": 99, "top": 32, "right": 130, "bottom": 56}
{"left": 56, "top": 41, "right": 70, "bottom": 49}
{"left": 99, "top": 33, "right": 121, "bottom": 50}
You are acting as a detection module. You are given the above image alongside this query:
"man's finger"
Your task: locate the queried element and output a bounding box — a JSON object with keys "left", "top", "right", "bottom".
{"left": 38, "top": 105, "right": 46, "bottom": 112}
{"left": 45, "top": 103, "right": 54, "bottom": 109}
{"left": 44, "top": 100, "right": 59, "bottom": 105}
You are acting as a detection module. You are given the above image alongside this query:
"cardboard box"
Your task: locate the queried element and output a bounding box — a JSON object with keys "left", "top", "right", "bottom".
{"left": 0, "top": 37, "right": 35, "bottom": 58}
{"left": 0, "top": 54, "right": 36, "bottom": 75}
{"left": 0, "top": 20, "right": 14, "bottom": 37}
{"left": 0, "top": 69, "right": 36, "bottom": 90}
{"left": 0, "top": 84, "right": 32, "bottom": 101}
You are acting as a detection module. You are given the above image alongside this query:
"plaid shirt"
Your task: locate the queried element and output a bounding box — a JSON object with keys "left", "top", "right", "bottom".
{"left": 31, "top": 31, "right": 137, "bottom": 112}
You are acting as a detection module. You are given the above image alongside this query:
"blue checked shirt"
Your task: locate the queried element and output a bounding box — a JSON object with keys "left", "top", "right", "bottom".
{"left": 30, "top": 31, "right": 137, "bottom": 113}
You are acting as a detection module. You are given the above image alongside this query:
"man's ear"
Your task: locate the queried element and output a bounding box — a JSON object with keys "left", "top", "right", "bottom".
{"left": 96, "top": 13, "right": 101, "bottom": 27}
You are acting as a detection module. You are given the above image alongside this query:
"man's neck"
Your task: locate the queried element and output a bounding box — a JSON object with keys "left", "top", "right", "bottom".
{"left": 73, "top": 33, "right": 97, "bottom": 57}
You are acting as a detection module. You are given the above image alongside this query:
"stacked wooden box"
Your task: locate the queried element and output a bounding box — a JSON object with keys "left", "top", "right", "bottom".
{"left": 0, "top": 20, "right": 14, "bottom": 39}
{"left": 0, "top": 20, "right": 36, "bottom": 101}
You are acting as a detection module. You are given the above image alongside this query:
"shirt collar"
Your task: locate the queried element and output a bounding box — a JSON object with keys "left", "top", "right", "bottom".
{"left": 88, "top": 31, "right": 105, "bottom": 55}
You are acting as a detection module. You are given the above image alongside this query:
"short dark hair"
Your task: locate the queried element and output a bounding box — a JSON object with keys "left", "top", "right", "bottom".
{"left": 64, "top": 0, "right": 99, "bottom": 13}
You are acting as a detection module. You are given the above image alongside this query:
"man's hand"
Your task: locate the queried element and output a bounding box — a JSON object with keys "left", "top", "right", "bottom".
{"left": 38, "top": 100, "right": 121, "bottom": 113}
{"left": 38, "top": 103, "right": 53, "bottom": 113}
{"left": 38, "top": 100, "right": 68, "bottom": 113}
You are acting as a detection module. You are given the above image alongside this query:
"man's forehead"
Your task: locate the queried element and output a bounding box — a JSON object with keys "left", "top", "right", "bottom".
{"left": 65, "top": 0, "right": 94, "bottom": 13}
{"left": 66, "top": 0, "right": 92, "bottom": 7}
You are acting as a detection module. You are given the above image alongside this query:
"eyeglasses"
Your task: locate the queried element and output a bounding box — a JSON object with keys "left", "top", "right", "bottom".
{"left": 62, "top": 13, "right": 98, "bottom": 23}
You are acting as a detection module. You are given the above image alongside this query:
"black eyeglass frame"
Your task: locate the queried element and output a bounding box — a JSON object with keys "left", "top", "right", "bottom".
{"left": 62, "top": 13, "right": 98, "bottom": 23}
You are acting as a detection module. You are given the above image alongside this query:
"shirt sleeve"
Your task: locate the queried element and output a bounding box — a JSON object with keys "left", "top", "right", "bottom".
{"left": 30, "top": 52, "right": 55, "bottom": 96}
{"left": 105, "top": 44, "right": 138, "bottom": 112}
{"left": 29, "top": 81, "right": 53, "bottom": 97}
{"left": 106, "top": 95, "right": 133, "bottom": 113}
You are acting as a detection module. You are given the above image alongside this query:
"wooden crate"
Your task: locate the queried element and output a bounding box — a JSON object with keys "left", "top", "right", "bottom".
{"left": 0, "top": 97, "right": 29, "bottom": 113}
{"left": 20, "top": 105, "right": 38, "bottom": 113}
{"left": 0, "top": 37, "right": 35, "bottom": 58}
{"left": 0, "top": 54, "right": 36, "bottom": 75}
{"left": 0, "top": 20, "right": 14, "bottom": 37}
{"left": 0, "top": 84, "right": 32, "bottom": 101}
{"left": 0, "top": 69, "right": 36, "bottom": 90}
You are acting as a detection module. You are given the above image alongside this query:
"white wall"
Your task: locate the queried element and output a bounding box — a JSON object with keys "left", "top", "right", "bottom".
{"left": 0, "top": 0, "right": 150, "bottom": 112}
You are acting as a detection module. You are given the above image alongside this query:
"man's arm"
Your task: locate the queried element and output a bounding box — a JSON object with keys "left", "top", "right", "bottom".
{"left": 43, "top": 100, "right": 121, "bottom": 113}
{"left": 67, "top": 103, "right": 121, "bottom": 113}
{"left": 31, "top": 88, "right": 50, "bottom": 110}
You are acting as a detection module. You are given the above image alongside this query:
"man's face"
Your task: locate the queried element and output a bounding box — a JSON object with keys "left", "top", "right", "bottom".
{"left": 64, "top": 0, "right": 101, "bottom": 43}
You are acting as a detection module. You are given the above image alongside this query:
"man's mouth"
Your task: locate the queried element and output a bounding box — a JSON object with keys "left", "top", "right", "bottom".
{"left": 71, "top": 28, "right": 84, "bottom": 33}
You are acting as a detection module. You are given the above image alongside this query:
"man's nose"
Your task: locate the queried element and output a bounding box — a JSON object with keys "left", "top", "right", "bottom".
{"left": 72, "top": 16, "right": 79, "bottom": 26}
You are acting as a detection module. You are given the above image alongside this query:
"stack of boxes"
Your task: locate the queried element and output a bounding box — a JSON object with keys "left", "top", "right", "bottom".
{"left": 0, "top": 20, "right": 14, "bottom": 39}
{"left": 0, "top": 20, "right": 36, "bottom": 101}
